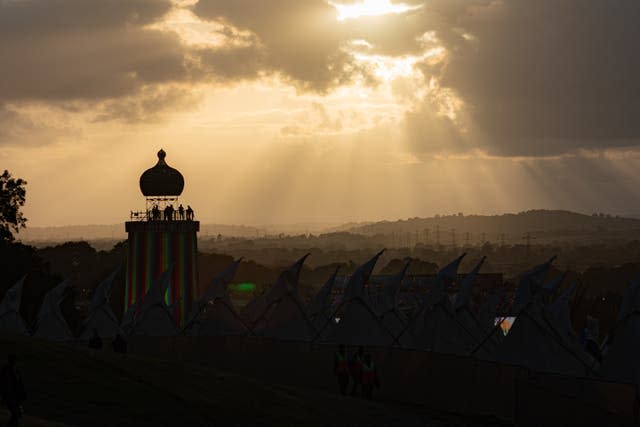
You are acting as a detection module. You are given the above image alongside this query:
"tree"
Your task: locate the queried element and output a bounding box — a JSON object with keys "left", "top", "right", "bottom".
{"left": 0, "top": 170, "right": 27, "bottom": 242}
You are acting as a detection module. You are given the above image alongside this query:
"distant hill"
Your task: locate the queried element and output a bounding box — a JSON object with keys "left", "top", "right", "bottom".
{"left": 335, "top": 210, "right": 640, "bottom": 243}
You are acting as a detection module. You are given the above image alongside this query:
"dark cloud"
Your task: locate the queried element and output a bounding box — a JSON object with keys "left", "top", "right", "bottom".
{"left": 192, "top": 0, "right": 375, "bottom": 92}
{"left": 0, "top": 0, "right": 188, "bottom": 102}
{"left": 431, "top": 0, "right": 640, "bottom": 156}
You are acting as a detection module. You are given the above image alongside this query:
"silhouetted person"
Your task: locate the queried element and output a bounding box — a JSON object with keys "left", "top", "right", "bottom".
{"left": 360, "top": 353, "right": 379, "bottom": 400}
{"left": 112, "top": 334, "right": 127, "bottom": 354}
{"left": 152, "top": 204, "right": 160, "bottom": 221}
{"left": 178, "top": 204, "right": 185, "bottom": 220}
{"left": 1, "top": 354, "right": 26, "bottom": 427}
{"left": 349, "top": 346, "right": 365, "bottom": 396}
{"left": 88, "top": 328, "right": 102, "bottom": 351}
{"left": 164, "top": 204, "right": 174, "bottom": 221}
{"left": 186, "top": 205, "right": 194, "bottom": 221}
{"left": 333, "top": 344, "right": 350, "bottom": 395}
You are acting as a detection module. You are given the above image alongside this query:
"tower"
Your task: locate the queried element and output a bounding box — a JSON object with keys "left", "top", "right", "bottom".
{"left": 125, "top": 149, "right": 199, "bottom": 326}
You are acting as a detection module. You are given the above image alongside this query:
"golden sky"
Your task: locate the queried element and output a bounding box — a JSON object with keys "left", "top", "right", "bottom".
{"left": 3, "top": 0, "right": 640, "bottom": 226}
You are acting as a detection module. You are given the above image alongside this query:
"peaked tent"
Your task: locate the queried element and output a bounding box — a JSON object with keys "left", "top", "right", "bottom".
{"left": 0, "top": 276, "right": 29, "bottom": 335}
{"left": 254, "top": 255, "right": 317, "bottom": 341}
{"left": 129, "top": 267, "right": 177, "bottom": 336}
{"left": 548, "top": 283, "right": 578, "bottom": 341}
{"left": 308, "top": 267, "right": 340, "bottom": 331}
{"left": 81, "top": 269, "right": 123, "bottom": 339}
{"left": 34, "top": 279, "right": 74, "bottom": 341}
{"left": 492, "top": 300, "right": 594, "bottom": 376}
{"left": 319, "top": 250, "right": 396, "bottom": 346}
{"left": 512, "top": 256, "right": 556, "bottom": 313}
{"left": 183, "top": 259, "right": 249, "bottom": 337}
{"left": 121, "top": 301, "right": 139, "bottom": 334}
{"left": 454, "top": 257, "right": 486, "bottom": 311}
{"left": 378, "top": 262, "right": 411, "bottom": 336}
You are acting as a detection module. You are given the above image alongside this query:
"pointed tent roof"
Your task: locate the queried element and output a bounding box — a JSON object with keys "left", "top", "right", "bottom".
{"left": 34, "top": 279, "right": 74, "bottom": 341}
{"left": 319, "top": 251, "right": 396, "bottom": 346}
{"left": 343, "top": 250, "right": 384, "bottom": 303}
{"left": 0, "top": 276, "right": 29, "bottom": 336}
{"left": 493, "top": 301, "right": 594, "bottom": 376}
{"left": 121, "top": 300, "right": 139, "bottom": 332}
{"left": 454, "top": 256, "right": 486, "bottom": 311}
{"left": 182, "top": 259, "right": 250, "bottom": 337}
{"left": 377, "top": 261, "right": 410, "bottom": 314}
{"left": 308, "top": 267, "right": 340, "bottom": 318}
{"left": 81, "top": 269, "right": 123, "bottom": 339}
{"left": 130, "top": 268, "right": 177, "bottom": 336}
{"left": 438, "top": 253, "right": 466, "bottom": 282}
{"left": 253, "top": 255, "right": 317, "bottom": 341}
{"left": 512, "top": 256, "right": 556, "bottom": 313}
{"left": 264, "top": 254, "right": 310, "bottom": 304}
{"left": 548, "top": 283, "right": 577, "bottom": 340}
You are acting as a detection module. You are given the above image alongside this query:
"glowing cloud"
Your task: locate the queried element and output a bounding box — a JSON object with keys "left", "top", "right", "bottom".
{"left": 331, "top": 0, "right": 422, "bottom": 21}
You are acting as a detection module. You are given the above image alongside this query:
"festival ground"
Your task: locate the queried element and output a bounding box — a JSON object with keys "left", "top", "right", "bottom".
{"left": 0, "top": 335, "right": 505, "bottom": 427}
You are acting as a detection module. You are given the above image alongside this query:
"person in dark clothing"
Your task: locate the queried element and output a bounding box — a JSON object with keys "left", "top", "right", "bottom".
{"left": 1, "top": 354, "right": 26, "bottom": 427}
{"left": 333, "top": 344, "right": 350, "bottom": 395}
{"left": 112, "top": 334, "right": 127, "bottom": 354}
{"left": 88, "top": 328, "right": 102, "bottom": 350}
{"left": 178, "top": 204, "right": 185, "bottom": 220}
{"left": 349, "top": 346, "right": 365, "bottom": 396}
{"left": 186, "top": 205, "right": 194, "bottom": 221}
{"left": 360, "top": 353, "right": 380, "bottom": 400}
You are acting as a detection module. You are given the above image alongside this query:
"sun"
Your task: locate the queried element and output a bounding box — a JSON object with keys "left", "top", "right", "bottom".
{"left": 331, "top": 0, "right": 422, "bottom": 21}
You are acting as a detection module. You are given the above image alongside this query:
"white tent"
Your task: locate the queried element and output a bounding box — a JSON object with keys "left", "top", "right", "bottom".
{"left": 0, "top": 276, "right": 29, "bottom": 336}
{"left": 492, "top": 300, "right": 593, "bottom": 376}
{"left": 81, "top": 269, "right": 123, "bottom": 339}
{"left": 121, "top": 300, "right": 139, "bottom": 334}
{"left": 378, "top": 262, "right": 410, "bottom": 336}
{"left": 129, "top": 267, "right": 177, "bottom": 336}
{"left": 548, "top": 283, "right": 577, "bottom": 341}
{"left": 512, "top": 256, "right": 556, "bottom": 313}
{"left": 254, "top": 255, "right": 317, "bottom": 341}
{"left": 398, "top": 254, "right": 482, "bottom": 354}
{"left": 308, "top": 267, "right": 340, "bottom": 331}
{"left": 320, "top": 250, "right": 396, "bottom": 346}
{"left": 183, "top": 259, "right": 250, "bottom": 337}
{"left": 34, "top": 279, "right": 74, "bottom": 341}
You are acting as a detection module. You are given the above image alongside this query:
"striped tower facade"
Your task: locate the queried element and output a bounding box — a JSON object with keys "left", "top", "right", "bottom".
{"left": 125, "top": 220, "right": 199, "bottom": 326}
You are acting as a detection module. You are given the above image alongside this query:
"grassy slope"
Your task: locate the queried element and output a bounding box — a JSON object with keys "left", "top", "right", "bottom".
{"left": 0, "top": 335, "right": 496, "bottom": 427}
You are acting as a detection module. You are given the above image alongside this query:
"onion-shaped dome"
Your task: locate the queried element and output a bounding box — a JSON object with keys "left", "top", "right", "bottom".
{"left": 139, "top": 149, "right": 184, "bottom": 197}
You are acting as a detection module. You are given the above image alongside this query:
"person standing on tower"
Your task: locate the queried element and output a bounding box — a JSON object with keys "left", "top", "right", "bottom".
{"left": 186, "top": 205, "right": 194, "bottom": 221}
{"left": 178, "top": 204, "right": 185, "bottom": 220}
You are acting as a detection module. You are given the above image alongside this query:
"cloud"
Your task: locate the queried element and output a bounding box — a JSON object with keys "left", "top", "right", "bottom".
{"left": 0, "top": 0, "right": 188, "bottom": 102}
{"left": 428, "top": 0, "right": 640, "bottom": 157}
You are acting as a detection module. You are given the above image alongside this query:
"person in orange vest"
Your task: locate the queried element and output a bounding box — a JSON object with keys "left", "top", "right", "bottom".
{"left": 333, "top": 344, "right": 350, "bottom": 395}
{"left": 361, "top": 353, "right": 380, "bottom": 400}
{"left": 349, "top": 346, "right": 365, "bottom": 396}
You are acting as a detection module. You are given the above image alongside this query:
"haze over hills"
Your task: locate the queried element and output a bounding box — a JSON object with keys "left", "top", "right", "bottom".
{"left": 17, "top": 210, "right": 640, "bottom": 248}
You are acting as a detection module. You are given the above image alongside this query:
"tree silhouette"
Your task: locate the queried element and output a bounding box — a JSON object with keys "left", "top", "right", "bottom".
{"left": 0, "top": 170, "right": 27, "bottom": 242}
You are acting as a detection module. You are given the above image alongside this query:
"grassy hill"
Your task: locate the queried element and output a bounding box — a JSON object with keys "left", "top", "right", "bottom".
{"left": 0, "top": 335, "right": 495, "bottom": 427}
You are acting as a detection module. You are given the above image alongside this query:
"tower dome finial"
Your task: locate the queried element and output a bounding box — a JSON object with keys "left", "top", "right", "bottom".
{"left": 139, "top": 149, "right": 184, "bottom": 197}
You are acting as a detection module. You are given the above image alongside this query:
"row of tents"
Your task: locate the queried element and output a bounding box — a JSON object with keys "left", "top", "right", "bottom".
{"left": 2, "top": 251, "right": 640, "bottom": 388}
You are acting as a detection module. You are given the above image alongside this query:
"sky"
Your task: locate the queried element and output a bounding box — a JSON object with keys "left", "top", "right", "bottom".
{"left": 3, "top": 0, "right": 640, "bottom": 227}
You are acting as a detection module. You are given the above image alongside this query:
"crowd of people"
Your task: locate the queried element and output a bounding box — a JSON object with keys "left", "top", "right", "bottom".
{"left": 333, "top": 345, "right": 380, "bottom": 400}
{"left": 149, "top": 204, "right": 194, "bottom": 221}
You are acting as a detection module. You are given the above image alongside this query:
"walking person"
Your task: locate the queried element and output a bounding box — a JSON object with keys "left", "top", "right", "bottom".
{"left": 349, "top": 346, "right": 364, "bottom": 396}
{"left": 333, "top": 344, "right": 350, "bottom": 395}
{"left": 360, "top": 353, "right": 380, "bottom": 400}
{"left": 0, "top": 354, "right": 26, "bottom": 427}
